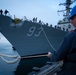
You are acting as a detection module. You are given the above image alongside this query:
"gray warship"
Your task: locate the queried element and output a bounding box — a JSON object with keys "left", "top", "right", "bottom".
{"left": 1, "top": 0, "right": 75, "bottom": 57}
{"left": 0, "top": 15, "right": 67, "bottom": 56}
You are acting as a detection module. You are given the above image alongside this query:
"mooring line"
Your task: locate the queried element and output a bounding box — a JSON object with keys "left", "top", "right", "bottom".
{"left": 40, "top": 23, "right": 56, "bottom": 51}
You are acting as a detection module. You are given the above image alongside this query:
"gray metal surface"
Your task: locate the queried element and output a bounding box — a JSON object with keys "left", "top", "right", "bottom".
{"left": 0, "top": 15, "right": 67, "bottom": 56}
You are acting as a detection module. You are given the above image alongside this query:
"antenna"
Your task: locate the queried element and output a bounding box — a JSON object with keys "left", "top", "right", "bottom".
{"left": 58, "top": 0, "right": 76, "bottom": 19}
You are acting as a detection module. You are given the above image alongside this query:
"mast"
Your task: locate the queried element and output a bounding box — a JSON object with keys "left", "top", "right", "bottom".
{"left": 58, "top": 0, "right": 76, "bottom": 22}
{"left": 57, "top": 0, "right": 76, "bottom": 31}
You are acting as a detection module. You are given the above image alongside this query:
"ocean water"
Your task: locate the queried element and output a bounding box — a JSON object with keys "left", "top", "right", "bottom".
{"left": 0, "top": 33, "right": 50, "bottom": 75}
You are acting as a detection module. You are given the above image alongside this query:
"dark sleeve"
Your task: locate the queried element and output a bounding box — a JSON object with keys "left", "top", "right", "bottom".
{"left": 51, "top": 33, "right": 73, "bottom": 62}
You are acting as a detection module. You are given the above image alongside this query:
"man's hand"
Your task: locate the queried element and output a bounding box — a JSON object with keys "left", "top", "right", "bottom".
{"left": 47, "top": 52, "right": 51, "bottom": 58}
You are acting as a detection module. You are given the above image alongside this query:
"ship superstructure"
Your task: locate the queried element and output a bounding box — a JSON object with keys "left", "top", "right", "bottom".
{"left": 57, "top": 0, "right": 76, "bottom": 31}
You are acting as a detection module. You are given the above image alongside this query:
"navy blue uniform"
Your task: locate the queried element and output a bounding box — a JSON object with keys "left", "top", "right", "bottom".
{"left": 51, "top": 29, "right": 76, "bottom": 75}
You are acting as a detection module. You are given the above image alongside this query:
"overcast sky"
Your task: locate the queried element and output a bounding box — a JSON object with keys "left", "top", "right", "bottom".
{"left": 0, "top": 0, "right": 65, "bottom": 25}
{"left": 0, "top": 0, "right": 76, "bottom": 26}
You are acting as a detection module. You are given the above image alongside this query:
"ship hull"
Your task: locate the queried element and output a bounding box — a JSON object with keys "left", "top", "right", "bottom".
{"left": 0, "top": 15, "right": 67, "bottom": 56}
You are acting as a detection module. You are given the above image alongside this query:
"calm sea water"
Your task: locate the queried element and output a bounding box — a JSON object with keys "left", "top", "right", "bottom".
{"left": 0, "top": 33, "right": 50, "bottom": 75}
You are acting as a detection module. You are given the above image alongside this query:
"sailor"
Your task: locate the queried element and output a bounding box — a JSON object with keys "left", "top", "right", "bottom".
{"left": 4, "top": 9, "right": 9, "bottom": 16}
{"left": 0, "top": 9, "right": 3, "bottom": 15}
{"left": 47, "top": 5, "right": 76, "bottom": 75}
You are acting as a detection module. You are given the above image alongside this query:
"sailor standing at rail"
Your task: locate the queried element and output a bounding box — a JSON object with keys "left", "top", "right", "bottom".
{"left": 0, "top": 9, "right": 3, "bottom": 15}
{"left": 47, "top": 5, "right": 76, "bottom": 75}
{"left": 4, "top": 9, "right": 9, "bottom": 16}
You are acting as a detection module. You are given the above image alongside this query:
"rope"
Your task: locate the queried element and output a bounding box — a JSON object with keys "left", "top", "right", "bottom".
{"left": 0, "top": 53, "right": 18, "bottom": 58}
{"left": 0, "top": 53, "right": 21, "bottom": 64}
{"left": 0, "top": 53, "right": 48, "bottom": 64}
{"left": 40, "top": 23, "right": 56, "bottom": 51}
{"left": 21, "top": 54, "right": 47, "bottom": 59}
{"left": 0, "top": 56, "right": 20, "bottom": 64}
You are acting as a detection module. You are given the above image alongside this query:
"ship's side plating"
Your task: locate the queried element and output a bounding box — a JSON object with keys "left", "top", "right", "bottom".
{"left": 0, "top": 15, "right": 67, "bottom": 56}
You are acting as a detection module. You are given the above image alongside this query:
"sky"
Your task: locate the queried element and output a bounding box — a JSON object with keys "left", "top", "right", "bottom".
{"left": 0, "top": 0, "right": 76, "bottom": 26}
{"left": 0, "top": 0, "right": 67, "bottom": 25}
